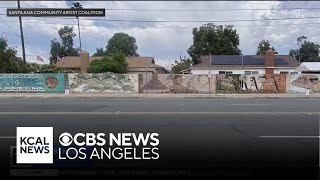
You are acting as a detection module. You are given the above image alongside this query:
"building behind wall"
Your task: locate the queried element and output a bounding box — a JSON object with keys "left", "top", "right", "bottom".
{"left": 295, "top": 62, "right": 320, "bottom": 74}
{"left": 56, "top": 52, "right": 168, "bottom": 74}
{"left": 190, "top": 50, "right": 299, "bottom": 75}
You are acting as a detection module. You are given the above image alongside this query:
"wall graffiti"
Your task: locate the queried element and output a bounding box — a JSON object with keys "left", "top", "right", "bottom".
{"left": 68, "top": 73, "right": 139, "bottom": 93}
{"left": 140, "top": 74, "right": 211, "bottom": 93}
{"left": 216, "top": 74, "right": 286, "bottom": 93}
{"left": 290, "top": 74, "right": 320, "bottom": 94}
{"left": 0, "top": 73, "right": 65, "bottom": 93}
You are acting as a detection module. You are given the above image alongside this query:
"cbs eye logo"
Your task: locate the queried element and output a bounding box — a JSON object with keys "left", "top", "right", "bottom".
{"left": 59, "top": 133, "right": 73, "bottom": 146}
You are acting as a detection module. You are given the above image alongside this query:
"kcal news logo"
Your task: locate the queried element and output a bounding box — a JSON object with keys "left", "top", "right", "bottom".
{"left": 16, "top": 127, "right": 53, "bottom": 164}
{"left": 58, "top": 132, "right": 160, "bottom": 160}
{"left": 16, "top": 127, "right": 160, "bottom": 164}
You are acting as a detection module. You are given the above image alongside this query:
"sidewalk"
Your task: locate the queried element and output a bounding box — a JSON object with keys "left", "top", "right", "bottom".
{"left": 0, "top": 93, "right": 319, "bottom": 99}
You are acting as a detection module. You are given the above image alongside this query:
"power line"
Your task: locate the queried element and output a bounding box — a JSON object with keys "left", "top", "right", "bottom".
{"left": 2, "top": 6, "right": 320, "bottom": 11}
{"left": 104, "top": 7, "right": 320, "bottom": 11}
{"left": 1, "top": 16, "right": 320, "bottom": 23}
{"left": 2, "top": 20, "right": 320, "bottom": 29}
{"left": 0, "top": 18, "right": 49, "bottom": 58}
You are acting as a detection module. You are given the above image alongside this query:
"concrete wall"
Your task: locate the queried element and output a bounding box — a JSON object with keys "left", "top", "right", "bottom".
{"left": 191, "top": 68, "right": 297, "bottom": 75}
{"left": 290, "top": 74, "right": 320, "bottom": 94}
{"left": 0, "top": 74, "right": 65, "bottom": 93}
{"left": 216, "top": 74, "right": 287, "bottom": 93}
{"left": 1, "top": 73, "right": 319, "bottom": 94}
{"left": 139, "top": 74, "right": 214, "bottom": 93}
{"left": 67, "top": 73, "right": 139, "bottom": 93}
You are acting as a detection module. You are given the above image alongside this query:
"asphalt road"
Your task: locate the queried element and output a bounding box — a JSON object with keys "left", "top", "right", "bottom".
{"left": 0, "top": 97, "right": 319, "bottom": 178}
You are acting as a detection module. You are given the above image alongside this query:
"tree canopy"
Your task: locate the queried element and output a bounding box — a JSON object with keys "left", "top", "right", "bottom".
{"left": 49, "top": 25, "right": 79, "bottom": 64}
{"left": 106, "top": 33, "right": 139, "bottom": 56}
{"left": 93, "top": 47, "right": 107, "bottom": 57}
{"left": 256, "top": 39, "right": 277, "bottom": 55}
{"left": 87, "top": 53, "right": 127, "bottom": 73}
{"left": 0, "top": 37, "right": 30, "bottom": 73}
{"left": 289, "top": 36, "right": 320, "bottom": 62}
{"left": 187, "top": 23, "right": 241, "bottom": 65}
{"left": 171, "top": 58, "right": 193, "bottom": 74}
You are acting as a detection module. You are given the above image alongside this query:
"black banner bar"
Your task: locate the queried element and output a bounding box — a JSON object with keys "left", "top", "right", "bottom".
{"left": 7, "top": 8, "right": 106, "bottom": 17}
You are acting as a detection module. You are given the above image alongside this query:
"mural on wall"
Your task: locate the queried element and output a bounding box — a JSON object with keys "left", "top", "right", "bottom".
{"left": 0, "top": 74, "right": 65, "bottom": 93}
{"left": 290, "top": 74, "right": 320, "bottom": 94}
{"left": 216, "top": 74, "right": 286, "bottom": 93}
{"left": 68, "top": 73, "right": 139, "bottom": 93}
{"left": 141, "top": 74, "right": 210, "bottom": 93}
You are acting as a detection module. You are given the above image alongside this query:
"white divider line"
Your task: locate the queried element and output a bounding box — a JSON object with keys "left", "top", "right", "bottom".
{"left": 0, "top": 136, "right": 16, "bottom": 139}
{"left": 0, "top": 111, "right": 317, "bottom": 115}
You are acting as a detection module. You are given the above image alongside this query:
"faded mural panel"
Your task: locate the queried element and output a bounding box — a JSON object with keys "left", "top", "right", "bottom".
{"left": 68, "top": 73, "right": 139, "bottom": 93}
{"left": 0, "top": 74, "right": 65, "bottom": 93}
{"left": 140, "top": 74, "right": 211, "bottom": 93}
{"left": 290, "top": 74, "right": 320, "bottom": 94}
{"left": 216, "top": 74, "right": 286, "bottom": 93}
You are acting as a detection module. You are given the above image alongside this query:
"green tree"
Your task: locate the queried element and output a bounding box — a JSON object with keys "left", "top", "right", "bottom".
{"left": 0, "top": 36, "right": 29, "bottom": 73}
{"left": 93, "top": 47, "right": 107, "bottom": 57}
{"left": 105, "top": 33, "right": 139, "bottom": 57}
{"left": 256, "top": 39, "right": 277, "bottom": 55}
{"left": 187, "top": 23, "right": 241, "bottom": 65}
{"left": 289, "top": 36, "right": 320, "bottom": 62}
{"left": 171, "top": 58, "right": 192, "bottom": 74}
{"left": 49, "top": 25, "right": 79, "bottom": 64}
{"left": 87, "top": 53, "right": 127, "bottom": 73}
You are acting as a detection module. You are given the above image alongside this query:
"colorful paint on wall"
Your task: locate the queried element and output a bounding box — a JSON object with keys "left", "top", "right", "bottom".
{"left": 140, "top": 74, "right": 211, "bottom": 93}
{"left": 290, "top": 74, "right": 320, "bottom": 94}
{"left": 216, "top": 74, "right": 286, "bottom": 93}
{"left": 68, "top": 73, "right": 139, "bottom": 93}
{"left": 0, "top": 74, "right": 65, "bottom": 93}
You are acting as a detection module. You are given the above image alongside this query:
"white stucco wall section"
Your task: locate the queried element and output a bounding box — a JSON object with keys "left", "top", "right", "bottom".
{"left": 191, "top": 68, "right": 297, "bottom": 74}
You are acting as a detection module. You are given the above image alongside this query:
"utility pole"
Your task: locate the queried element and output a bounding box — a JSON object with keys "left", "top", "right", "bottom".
{"left": 17, "top": 0, "right": 26, "bottom": 64}
{"left": 145, "top": 66, "right": 148, "bottom": 96}
{"left": 209, "top": 53, "right": 211, "bottom": 96}
{"left": 77, "top": 16, "right": 82, "bottom": 52}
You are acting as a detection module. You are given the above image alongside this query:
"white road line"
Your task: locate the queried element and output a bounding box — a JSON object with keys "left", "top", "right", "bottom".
{"left": 231, "top": 104, "right": 271, "bottom": 106}
{"left": 0, "top": 136, "right": 15, "bottom": 139}
{"left": 0, "top": 112, "right": 317, "bottom": 115}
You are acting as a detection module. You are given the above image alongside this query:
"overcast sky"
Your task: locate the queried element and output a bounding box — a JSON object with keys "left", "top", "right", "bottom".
{"left": 1, "top": 1, "right": 320, "bottom": 69}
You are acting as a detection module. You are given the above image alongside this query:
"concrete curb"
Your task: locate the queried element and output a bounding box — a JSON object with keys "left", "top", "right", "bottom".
{"left": 0, "top": 93, "right": 319, "bottom": 99}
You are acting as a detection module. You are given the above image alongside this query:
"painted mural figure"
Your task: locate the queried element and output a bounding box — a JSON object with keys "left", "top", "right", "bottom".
{"left": 169, "top": 75, "right": 195, "bottom": 93}
{"left": 291, "top": 75, "right": 320, "bottom": 93}
{"left": 68, "top": 73, "right": 138, "bottom": 93}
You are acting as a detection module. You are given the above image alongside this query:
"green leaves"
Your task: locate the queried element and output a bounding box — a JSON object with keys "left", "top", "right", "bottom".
{"left": 105, "top": 33, "right": 139, "bottom": 57}
{"left": 0, "top": 36, "right": 29, "bottom": 73}
{"left": 256, "top": 40, "right": 277, "bottom": 55}
{"left": 93, "top": 48, "right": 107, "bottom": 57}
{"left": 49, "top": 26, "right": 79, "bottom": 64}
{"left": 289, "top": 36, "right": 320, "bottom": 62}
{"left": 171, "top": 58, "right": 192, "bottom": 74}
{"left": 187, "top": 23, "right": 241, "bottom": 65}
{"left": 88, "top": 53, "right": 128, "bottom": 73}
